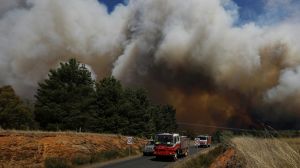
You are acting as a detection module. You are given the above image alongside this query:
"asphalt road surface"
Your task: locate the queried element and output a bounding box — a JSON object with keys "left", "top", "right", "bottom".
{"left": 100, "top": 146, "right": 202, "bottom": 168}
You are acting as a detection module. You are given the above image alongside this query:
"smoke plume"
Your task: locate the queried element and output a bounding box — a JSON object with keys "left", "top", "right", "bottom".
{"left": 1, "top": 0, "right": 300, "bottom": 129}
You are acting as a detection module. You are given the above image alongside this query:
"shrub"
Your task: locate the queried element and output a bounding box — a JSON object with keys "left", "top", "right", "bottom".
{"left": 71, "top": 154, "right": 91, "bottom": 165}
{"left": 44, "top": 157, "right": 70, "bottom": 168}
{"left": 90, "top": 149, "right": 121, "bottom": 163}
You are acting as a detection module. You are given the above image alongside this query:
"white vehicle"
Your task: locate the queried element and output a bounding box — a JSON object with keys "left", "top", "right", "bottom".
{"left": 195, "top": 135, "right": 211, "bottom": 148}
{"left": 143, "top": 139, "right": 155, "bottom": 156}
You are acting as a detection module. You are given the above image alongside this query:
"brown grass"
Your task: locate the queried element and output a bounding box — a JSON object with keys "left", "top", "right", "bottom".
{"left": 0, "top": 130, "right": 146, "bottom": 168}
{"left": 280, "top": 137, "right": 300, "bottom": 154}
{"left": 168, "top": 146, "right": 224, "bottom": 168}
{"left": 231, "top": 137, "right": 300, "bottom": 168}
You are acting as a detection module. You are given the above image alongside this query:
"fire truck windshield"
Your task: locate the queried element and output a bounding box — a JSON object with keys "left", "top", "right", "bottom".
{"left": 198, "top": 136, "right": 207, "bottom": 140}
{"left": 155, "top": 135, "right": 173, "bottom": 145}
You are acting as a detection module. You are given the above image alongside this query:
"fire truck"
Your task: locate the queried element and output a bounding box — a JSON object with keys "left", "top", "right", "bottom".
{"left": 154, "top": 133, "right": 189, "bottom": 160}
{"left": 194, "top": 135, "right": 211, "bottom": 148}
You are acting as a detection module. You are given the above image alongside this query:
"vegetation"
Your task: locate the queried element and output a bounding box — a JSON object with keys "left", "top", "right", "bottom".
{"left": 0, "top": 86, "right": 35, "bottom": 129}
{"left": 34, "top": 58, "right": 97, "bottom": 131}
{"left": 232, "top": 137, "right": 300, "bottom": 168}
{"left": 281, "top": 137, "right": 300, "bottom": 154}
{"left": 95, "top": 78, "right": 156, "bottom": 135}
{"left": 89, "top": 147, "right": 139, "bottom": 163}
{"left": 44, "top": 157, "right": 70, "bottom": 168}
{"left": 32, "top": 58, "right": 177, "bottom": 135}
{"left": 46, "top": 147, "right": 140, "bottom": 167}
{"left": 176, "top": 131, "right": 300, "bottom": 168}
{"left": 169, "top": 146, "right": 227, "bottom": 168}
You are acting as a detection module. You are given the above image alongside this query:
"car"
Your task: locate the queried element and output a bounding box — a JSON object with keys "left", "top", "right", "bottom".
{"left": 143, "top": 139, "right": 155, "bottom": 156}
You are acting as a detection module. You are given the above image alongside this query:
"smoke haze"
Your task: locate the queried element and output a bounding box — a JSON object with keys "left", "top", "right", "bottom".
{"left": 0, "top": 0, "right": 300, "bottom": 129}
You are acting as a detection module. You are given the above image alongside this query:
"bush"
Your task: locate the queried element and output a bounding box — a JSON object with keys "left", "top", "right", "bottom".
{"left": 89, "top": 147, "right": 139, "bottom": 164}
{"left": 71, "top": 154, "right": 91, "bottom": 165}
{"left": 44, "top": 157, "right": 70, "bottom": 168}
{"left": 90, "top": 149, "right": 122, "bottom": 163}
{"left": 212, "top": 130, "right": 234, "bottom": 144}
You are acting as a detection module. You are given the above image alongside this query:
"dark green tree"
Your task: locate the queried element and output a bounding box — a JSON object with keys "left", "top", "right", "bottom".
{"left": 0, "top": 86, "right": 34, "bottom": 129}
{"left": 95, "top": 77, "right": 157, "bottom": 136}
{"left": 95, "top": 76, "right": 126, "bottom": 133}
{"left": 154, "top": 105, "right": 178, "bottom": 133}
{"left": 122, "top": 88, "right": 155, "bottom": 136}
{"left": 34, "top": 58, "right": 97, "bottom": 131}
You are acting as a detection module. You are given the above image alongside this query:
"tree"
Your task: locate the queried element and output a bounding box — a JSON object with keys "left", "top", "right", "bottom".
{"left": 122, "top": 88, "right": 155, "bottom": 136}
{"left": 34, "top": 59, "right": 178, "bottom": 135}
{"left": 153, "top": 105, "right": 178, "bottom": 133}
{"left": 95, "top": 77, "right": 157, "bottom": 136}
{"left": 0, "top": 86, "right": 34, "bottom": 129}
{"left": 95, "top": 76, "right": 126, "bottom": 133}
{"left": 34, "top": 58, "right": 97, "bottom": 131}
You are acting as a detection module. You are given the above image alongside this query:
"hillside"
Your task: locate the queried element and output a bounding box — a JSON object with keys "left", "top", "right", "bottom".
{"left": 170, "top": 136, "right": 300, "bottom": 168}
{"left": 0, "top": 130, "right": 146, "bottom": 168}
{"left": 231, "top": 137, "right": 300, "bottom": 168}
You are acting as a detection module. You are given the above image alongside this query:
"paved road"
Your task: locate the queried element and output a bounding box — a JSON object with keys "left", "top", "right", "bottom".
{"left": 100, "top": 146, "right": 202, "bottom": 168}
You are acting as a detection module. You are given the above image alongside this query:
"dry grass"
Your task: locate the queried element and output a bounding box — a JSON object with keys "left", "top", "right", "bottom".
{"left": 280, "top": 137, "right": 300, "bottom": 154}
{"left": 0, "top": 130, "right": 146, "bottom": 168}
{"left": 0, "top": 128, "right": 120, "bottom": 137}
{"left": 231, "top": 137, "right": 300, "bottom": 168}
{"left": 168, "top": 146, "right": 224, "bottom": 168}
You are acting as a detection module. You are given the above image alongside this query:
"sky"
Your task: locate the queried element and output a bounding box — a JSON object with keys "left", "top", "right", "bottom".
{"left": 98, "top": 0, "right": 264, "bottom": 22}
{"left": 98, "top": 0, "right": 298, "bottom": 26}
{"left": 1, "top": 0, "right": 300, "bottom": 129}
{"left": 233, "top": 0, "right": 264, "bottom": 23}
{"left": 98, "top": 0, "right": 127, "bottom": 12}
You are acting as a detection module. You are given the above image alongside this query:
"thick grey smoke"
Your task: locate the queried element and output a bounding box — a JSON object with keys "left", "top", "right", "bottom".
{"left": 0, "top": 0, "right": 127, "bottom": 96}
{"left": 0, "top": 0, "right": 21, "bottom": 16}
{"left": 0, "top": 0, "right": 300, "bottom": 129}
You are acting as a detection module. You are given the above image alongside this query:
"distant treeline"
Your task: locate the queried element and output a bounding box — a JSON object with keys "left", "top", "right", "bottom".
{"left": 182, "top": 129, "right": 300, "bottom": 143}
{"left": 212, "top": 130, "right": 300, "bottom": 143}
{"left": 0, "top": 59, "right": 177, "bottom": 136}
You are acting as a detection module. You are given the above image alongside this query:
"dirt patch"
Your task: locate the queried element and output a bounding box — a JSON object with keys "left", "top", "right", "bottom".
{"left": 0, "top": 130, "right": 146, "bottom": 168}
{"left": 209, "top": 148, "right": 240, "bottom": 168}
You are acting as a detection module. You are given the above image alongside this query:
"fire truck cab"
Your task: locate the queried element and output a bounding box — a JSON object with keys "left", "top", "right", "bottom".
{"left": 154, "top": 133, "right": 189, "bottom": 160}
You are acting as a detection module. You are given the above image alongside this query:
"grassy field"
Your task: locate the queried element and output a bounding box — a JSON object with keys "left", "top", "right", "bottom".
{"left": 168, "top": 146, "right": 225, "bottom": 168}
{"left": 280, "top": 137, "right": 300, "bottom": 154}
{"left": 232, "top": 137, "right": 300, "bottom": 168}
{"left": 170, "top": 136, "right": 300, "bottom": 168}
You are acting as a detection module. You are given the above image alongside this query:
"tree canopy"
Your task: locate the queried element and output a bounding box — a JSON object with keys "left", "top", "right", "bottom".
{"left": 34, "top": 58, "right": 97, "bottom": 131}
{"left": 0, "top": 86, "right": 34, "bottom": 129}
{"left": 32, "top": 58, "right": 177, "bottom": 135}
{"left": 95, "top": 77, "right": 177, "bottom": 136}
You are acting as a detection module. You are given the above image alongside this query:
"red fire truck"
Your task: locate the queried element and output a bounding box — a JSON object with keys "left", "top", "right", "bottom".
{"left": 154, "top": 133, "right": 189, "bottom": 160}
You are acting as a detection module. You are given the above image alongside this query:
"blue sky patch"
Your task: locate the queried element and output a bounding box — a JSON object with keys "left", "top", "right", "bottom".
{"left": 98, "top": 0, "right": 296, "bottom": 26}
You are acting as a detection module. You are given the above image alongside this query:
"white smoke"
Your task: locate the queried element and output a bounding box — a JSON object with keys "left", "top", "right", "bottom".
{"left": 0, "top": 0, "right": 300, "bottom": 125}
{"left": 0, "top": 0, "right": 128, "bottom": 96}
{"left": 266, "top": 66, "right": 300, "bottom": 102}
{"left": 0, "top": 0, "right": 22, "bottom": 16}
